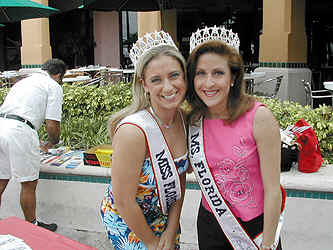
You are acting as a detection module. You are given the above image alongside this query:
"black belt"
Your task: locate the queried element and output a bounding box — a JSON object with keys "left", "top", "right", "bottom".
{"left": 0, "top": 113, "right": 35, "bottom": 130}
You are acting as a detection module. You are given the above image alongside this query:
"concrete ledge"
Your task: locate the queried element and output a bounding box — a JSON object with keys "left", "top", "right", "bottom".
{"left": 280, "top": 165, "right": 333, "bottom": 192}
{"left": 41, "top": 154, "right": 333, "bottom": 194}
{"left": 40, "top": 162, "right": 111, "bottom": 177}
{"left": 41, "top": 160, "right": 333, "bottom": 193}
{"left": 186, "top": 165, "right": 333, "bottom": 193}
{"left": 0, "top": 178, "right": 108, "bottom": 232}
{"left": 1, "top": 162, "right": 332, "bottom": 242}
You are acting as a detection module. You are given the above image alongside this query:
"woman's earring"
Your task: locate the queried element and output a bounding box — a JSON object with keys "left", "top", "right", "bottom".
{"left": 231, "top": 82, "right": 234, "bottom": 87}
{"left": 145, "top": 91, "right": 150, "bottom": 103}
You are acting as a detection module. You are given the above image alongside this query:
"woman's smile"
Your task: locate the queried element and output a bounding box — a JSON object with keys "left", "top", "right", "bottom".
{"left": 203, "top": 89, "right": 219, "bottom": 97}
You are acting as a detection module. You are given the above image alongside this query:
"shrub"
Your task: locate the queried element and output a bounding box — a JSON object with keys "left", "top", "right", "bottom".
{"left": 38, "top": 116, "right": 111, "bottom": 150}
{"left": 258, "top": 98, "right": 333, "bottom": 163}
{"left": 1, "top": 85, "right": 332, "bottom": 163}
{"left": 0, "top": 87, "right": 9, "bottom": 103}
{"left": 40, "top": 82, "right": 132, "bottom": 149}
{"left": 62, "top": 82, "right": 132, "bottom": 118}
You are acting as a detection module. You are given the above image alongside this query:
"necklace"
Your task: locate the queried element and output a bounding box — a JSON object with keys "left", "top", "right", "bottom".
{"left": 149, "top": 106, "right": 175, "bottom": 129}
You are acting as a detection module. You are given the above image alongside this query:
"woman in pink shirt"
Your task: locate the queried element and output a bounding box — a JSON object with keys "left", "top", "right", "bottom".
{"left": 186, "top": 26, "right": 285, "bottom": 250}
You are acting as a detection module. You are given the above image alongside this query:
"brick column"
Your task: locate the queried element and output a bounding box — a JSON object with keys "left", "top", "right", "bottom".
{"left": 256, "top": 0, "right": 311, "bottom": 105}
{"left": 20, "top": 0, "right": 52, "bottom": 68}
{"left": 137, "top": 9, "right": 178, "bottom": 46}
{"left": 137, "top": 11, "right": 161, "bottom": 37}
{"left": 259, "top": 0, "right": 307, "bottom": 67}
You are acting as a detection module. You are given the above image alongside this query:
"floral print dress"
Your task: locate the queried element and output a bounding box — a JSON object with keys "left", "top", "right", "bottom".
{"left": 100, "top": 154, "right": 188, "bottom": 250}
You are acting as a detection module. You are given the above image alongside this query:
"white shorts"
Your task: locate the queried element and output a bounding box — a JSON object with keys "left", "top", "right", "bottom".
{"left": 0, "top": 118, "right": 40, "bottom": 182}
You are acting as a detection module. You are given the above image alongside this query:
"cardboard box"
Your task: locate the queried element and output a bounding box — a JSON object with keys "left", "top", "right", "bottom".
{"left": 83, "top": 144, "right": 113, "bottom": 168}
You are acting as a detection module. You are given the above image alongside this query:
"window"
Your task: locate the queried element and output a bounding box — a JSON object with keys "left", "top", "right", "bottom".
{"left": 121, "top": 11, "right": 137, "bottom": 69}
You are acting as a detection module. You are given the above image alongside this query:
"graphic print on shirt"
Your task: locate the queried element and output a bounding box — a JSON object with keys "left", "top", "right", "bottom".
{"left": 213, "top": 136, "right": 257, "bottom": 209}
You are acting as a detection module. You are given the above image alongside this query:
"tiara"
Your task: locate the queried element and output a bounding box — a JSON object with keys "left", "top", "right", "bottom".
{"left": 189, "top": 25, "right": 240, "bottom": 53}
{"left": 129, "top": 31, "right": 178, "bottom": 69}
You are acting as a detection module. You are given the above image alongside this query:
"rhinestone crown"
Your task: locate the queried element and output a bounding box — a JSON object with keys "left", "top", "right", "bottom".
{"left": 129, "top": 31, "right": 178, "bottom": 69}
{"left": 189, "top": 25, "right": 240, "bottom": 53}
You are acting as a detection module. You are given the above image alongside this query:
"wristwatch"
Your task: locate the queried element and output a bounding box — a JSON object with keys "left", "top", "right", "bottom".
{"left": 260, "top": 242, "right": 277, "bottom": 250}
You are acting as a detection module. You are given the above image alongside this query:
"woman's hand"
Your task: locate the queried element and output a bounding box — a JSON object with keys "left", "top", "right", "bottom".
{"left": 186, "top": 163, "right": 194, "bottom": 174}
{"left": 146, "top": 236, "right": 160, "bottom": 250}
{"left": 157, "top": 230, "right": 177, "bottom": 250}
{"left": 40, "top": 141, "right": 53, "bottom": 153}
{"left": 156, "top": 173, "right": 186, "bottom": 249}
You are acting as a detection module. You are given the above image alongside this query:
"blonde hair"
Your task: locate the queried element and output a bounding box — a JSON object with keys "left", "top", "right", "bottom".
{"left": 108, "top": 45, "right": 187, "bottom": 138}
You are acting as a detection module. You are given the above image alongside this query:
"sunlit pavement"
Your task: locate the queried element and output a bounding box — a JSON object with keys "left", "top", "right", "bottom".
{"left": 54, "top": 187, "right": 333, "bottom": 250}
{"left": 1, "top": 166, "right": 332, "bottom": 250}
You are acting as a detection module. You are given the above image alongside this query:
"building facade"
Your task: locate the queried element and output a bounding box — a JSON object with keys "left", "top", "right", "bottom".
{"left": 1, "top": 0, "right": 333, "bottom": 105}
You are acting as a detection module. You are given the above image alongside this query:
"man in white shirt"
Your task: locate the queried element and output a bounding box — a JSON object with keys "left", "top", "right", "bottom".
{"left": 0, "top": 59, "right": 67, "bottom": 232}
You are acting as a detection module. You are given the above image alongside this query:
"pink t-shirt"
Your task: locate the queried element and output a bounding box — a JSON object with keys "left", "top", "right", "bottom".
{"left": 201, "top": 102, "right": 265, "bottom": 222}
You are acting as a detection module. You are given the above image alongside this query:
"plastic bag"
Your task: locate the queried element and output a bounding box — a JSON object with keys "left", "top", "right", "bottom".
{"left": 281, "top": 142, "right": 298, "bottom": 172}
{"left": 292, "top": 118, "right": 323, "bottom": 173}
{"left": 280, "top": 128, "right": 298, "bottom": 172}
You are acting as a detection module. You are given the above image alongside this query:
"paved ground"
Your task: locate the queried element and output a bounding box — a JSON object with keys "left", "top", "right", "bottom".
{"left": 2, "top": 166, "right": 332, "bottom": 249}
{"left": 54, "top": 188, "right": 333, "bottom": 250}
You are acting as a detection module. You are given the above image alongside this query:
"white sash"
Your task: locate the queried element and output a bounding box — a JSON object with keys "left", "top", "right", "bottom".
{"left": 189, "top": 117, "right": 284, "bottom": 250}
{"left": 119, "top": 110, "right": 182, "bottom": 215}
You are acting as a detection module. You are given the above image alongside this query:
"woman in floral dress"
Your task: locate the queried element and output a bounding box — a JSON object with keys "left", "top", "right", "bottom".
{"left": 100, "top": 31, "right": 188, "bottom": 250}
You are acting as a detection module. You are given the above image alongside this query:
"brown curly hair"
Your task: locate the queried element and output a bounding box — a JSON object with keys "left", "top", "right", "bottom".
{"left": 186, "top": 40, "right": 255, "bottom": 125}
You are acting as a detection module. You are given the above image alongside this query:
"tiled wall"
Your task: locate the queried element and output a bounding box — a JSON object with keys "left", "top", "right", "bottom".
{"left": 39, "top": 173, "right": 333, "bottom": 201}
{"left": 21, "top": 64, "right": 42, "bottom": 68}
{"left": 259, "top": 62, "right": 307, "bottom": 68}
